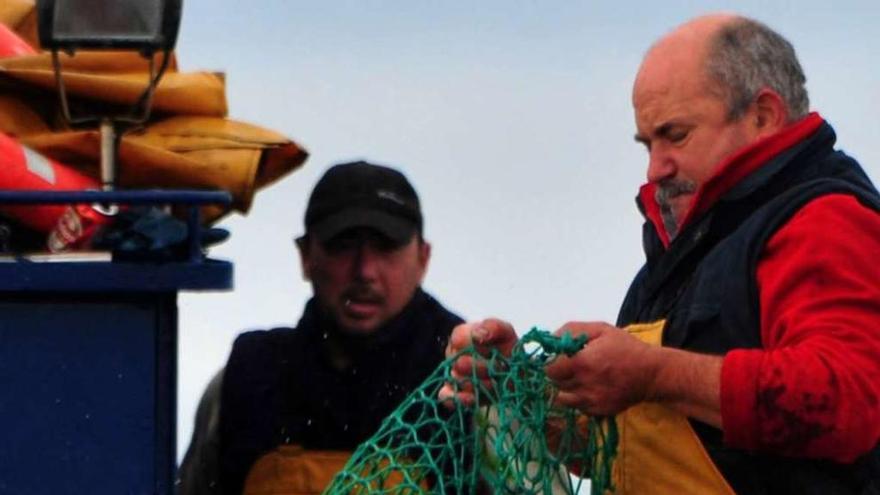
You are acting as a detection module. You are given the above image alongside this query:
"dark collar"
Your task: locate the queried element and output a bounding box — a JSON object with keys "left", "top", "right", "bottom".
{"left": 637, "top": 113, "right": 827, "bottom": 248}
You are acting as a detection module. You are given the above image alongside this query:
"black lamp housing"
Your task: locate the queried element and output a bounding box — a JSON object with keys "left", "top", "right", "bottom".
{"left": 35, "top": 0, "right": 184, "bottom": 192}
{"left": 36, "top": 0, "right": 181, "bottom": 53}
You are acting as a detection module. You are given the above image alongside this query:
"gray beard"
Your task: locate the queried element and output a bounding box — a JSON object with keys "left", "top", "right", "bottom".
{"left": 660, "top": 205, "right": 680, "bottom": 240}
{"left": 655, "top": 179, "right": 697, "bottom": 241}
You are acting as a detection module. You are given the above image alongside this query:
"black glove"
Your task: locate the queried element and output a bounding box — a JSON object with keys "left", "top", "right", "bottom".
{"left": 91, "top": 206, "right": 229, "bottom": 261}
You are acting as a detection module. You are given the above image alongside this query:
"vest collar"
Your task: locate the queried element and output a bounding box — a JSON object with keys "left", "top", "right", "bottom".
{"left": 638, "top": 113, "right": 825, "bottom": 248}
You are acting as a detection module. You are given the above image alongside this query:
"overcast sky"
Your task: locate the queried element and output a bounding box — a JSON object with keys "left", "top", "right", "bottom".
{"left": 173, "top": 0, "right": 880, "bottom": 459}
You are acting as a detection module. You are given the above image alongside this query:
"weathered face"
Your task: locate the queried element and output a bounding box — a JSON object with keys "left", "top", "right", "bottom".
{"left": 632, "top": 28, "right": 760, "bottom": 236}
{"left": 298, "top": 228, "right": 430, "bottom": 334}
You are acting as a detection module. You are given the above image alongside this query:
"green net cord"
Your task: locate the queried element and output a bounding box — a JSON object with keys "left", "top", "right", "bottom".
{"left": 324, "top": 328, "right": 619, "bottom": 494}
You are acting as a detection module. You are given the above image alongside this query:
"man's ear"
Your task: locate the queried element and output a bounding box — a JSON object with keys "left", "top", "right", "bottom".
{"left": 417, "top": 239, "right": 432, "bottom": 282}
{"left": 751, "top": 88, "right": 789, "bottom": 136}
{"left": 296, "top": 236, "right": 313, "bottom": 281}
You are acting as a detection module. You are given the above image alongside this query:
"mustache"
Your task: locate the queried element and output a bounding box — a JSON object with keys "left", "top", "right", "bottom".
{"left": 655, "top": 179, "right": 698, "bottom": 205}
{"left": 343, "top": 286, "right": 383, "bottom": 303}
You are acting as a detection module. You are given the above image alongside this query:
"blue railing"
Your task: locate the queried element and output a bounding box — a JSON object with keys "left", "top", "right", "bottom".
{"left": 0, "top": 189, "right": 233, "bottom": 292}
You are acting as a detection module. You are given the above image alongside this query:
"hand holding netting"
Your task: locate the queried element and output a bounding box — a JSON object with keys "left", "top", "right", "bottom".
{"left": 547, "top": 322, "right": 657, "bottom": 416}
{"left": 438, "top": 318, "right": 518, "bottom": 407}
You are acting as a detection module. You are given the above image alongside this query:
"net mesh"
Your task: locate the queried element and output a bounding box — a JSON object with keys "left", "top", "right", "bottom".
{"left": 324, "top": 328, "right": 619, "bottom": 494}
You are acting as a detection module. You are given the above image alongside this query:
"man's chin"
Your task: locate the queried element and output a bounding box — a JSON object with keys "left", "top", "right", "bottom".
{"left": 662, "top": 193, "right": 690, "bottom": 216}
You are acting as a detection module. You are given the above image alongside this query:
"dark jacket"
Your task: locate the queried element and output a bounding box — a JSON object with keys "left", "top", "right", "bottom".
{"left": 177, "top": 288, "right": 463, "bottom": 495}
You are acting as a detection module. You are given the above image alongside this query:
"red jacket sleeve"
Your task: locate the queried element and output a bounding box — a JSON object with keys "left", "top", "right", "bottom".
{"left": 720, "top": 194, "right": 880, "bottom": 462}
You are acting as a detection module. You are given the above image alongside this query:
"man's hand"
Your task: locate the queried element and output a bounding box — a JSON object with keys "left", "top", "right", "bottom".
{"left": 438, "top": 318, "right": 518, "bottom": 407}
{"left": 545, "top": 321, "right": 723, "bottom": 426}
{"left": 546, "top": 322, "right": 657, "bottom": 416}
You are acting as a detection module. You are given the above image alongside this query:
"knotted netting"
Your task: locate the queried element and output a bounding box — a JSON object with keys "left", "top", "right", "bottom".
{"left": 324, "top": 328, "right": 619, "bottom": 494}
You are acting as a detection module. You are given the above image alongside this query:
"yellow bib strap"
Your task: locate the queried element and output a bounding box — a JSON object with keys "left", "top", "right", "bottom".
{"left": 611, "top": 321, "right": 735, "bottom": 495}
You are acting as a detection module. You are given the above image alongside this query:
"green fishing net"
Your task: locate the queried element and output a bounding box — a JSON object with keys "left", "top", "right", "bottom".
{"left": 324, "top": 328, "right": 619, "bottom": 494}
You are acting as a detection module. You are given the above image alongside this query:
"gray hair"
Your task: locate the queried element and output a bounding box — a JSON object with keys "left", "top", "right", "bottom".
{"left": 705, "top": 18, "right": 809, "bottom": 121}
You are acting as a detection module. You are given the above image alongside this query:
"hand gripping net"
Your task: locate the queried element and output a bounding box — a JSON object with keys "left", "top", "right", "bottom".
{"left": 324, "top": 328, "right": 619, "bottom": 494}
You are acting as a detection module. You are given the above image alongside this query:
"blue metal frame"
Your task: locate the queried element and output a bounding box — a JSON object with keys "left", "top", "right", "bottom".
{"left": 0, "top": 189, "right": 233, "bottom": 291}
{"left": 0, "top": 189, "right": 233, "bottom": 494}
{"left": 0, "top": 189, "right": 229, "bottom": 260}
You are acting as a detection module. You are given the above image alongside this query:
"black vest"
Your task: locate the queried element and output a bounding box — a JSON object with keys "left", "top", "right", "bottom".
{"left": 617, "top": 123, "right": 880, "bottom": 494}
{"left": 218, "top": 289, "right": 463, "bottom": 495}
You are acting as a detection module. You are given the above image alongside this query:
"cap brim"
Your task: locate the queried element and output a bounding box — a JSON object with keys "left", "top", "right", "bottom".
{"left": 310, "top": 208, "right": 417, "bottom": 244}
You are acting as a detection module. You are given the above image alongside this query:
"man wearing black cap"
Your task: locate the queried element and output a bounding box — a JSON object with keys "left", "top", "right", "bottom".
{"left": 177, "top": 161, "right": 463, "bottom": 495}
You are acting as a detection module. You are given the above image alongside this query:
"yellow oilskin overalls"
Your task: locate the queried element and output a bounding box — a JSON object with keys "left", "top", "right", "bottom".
{"left": 605, "top": 321, "right": 735, "bottom": 494}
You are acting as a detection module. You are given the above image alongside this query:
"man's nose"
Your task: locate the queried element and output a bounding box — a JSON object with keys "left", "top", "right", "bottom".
{"left": 353, "top": 244, "right": 381, "bottom": 280}
{"left": 646, "top": 148, "right": 676, "bottom": 183}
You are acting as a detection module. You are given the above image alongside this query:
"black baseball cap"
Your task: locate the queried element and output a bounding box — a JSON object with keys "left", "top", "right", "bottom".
{"left": 304, "top": 161, "right": 423, "bottom": 244}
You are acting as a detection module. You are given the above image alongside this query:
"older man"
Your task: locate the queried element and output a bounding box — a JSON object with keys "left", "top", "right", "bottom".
{"left": 446, "top": 14, "right": 880, "bottom": 494}
{"left": 179, "top": 161, "right": 463, "bottom": 495}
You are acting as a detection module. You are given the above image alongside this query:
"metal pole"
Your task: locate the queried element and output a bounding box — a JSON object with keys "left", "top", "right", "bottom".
{"left": 100, "top": 118, "right": 117, "bottom": 191}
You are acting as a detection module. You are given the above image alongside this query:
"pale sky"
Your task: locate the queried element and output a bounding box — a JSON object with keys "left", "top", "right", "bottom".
{"left": 173, "top": 0, "right": 880, "bottom": 459}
